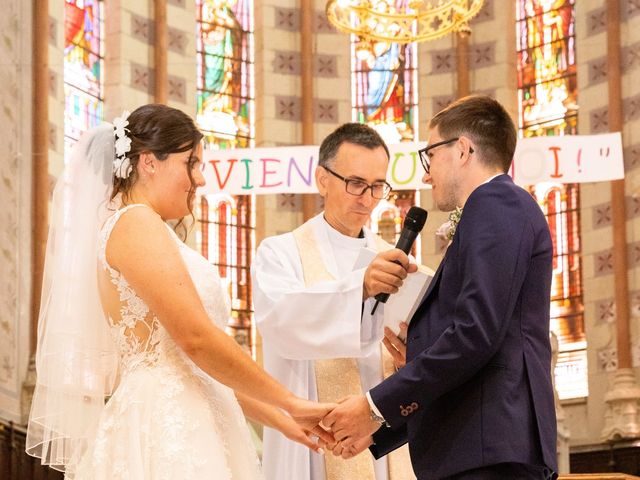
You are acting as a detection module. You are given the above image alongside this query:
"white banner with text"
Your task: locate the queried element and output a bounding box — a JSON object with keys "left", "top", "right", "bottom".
{"left": 199, "top": 133, "right": 624, "bottom": 195}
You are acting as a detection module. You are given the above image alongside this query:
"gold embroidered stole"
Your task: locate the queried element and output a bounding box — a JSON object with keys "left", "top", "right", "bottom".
{"left": 292, "top": 219, "right": 415, "bottom": 480}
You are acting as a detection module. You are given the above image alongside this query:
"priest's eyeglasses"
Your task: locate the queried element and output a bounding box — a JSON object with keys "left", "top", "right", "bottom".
{"left": 323, "top": 166, "right": 392, "bottom": 200}
{"left": 418, "top": 137, "right": 459, "bottom": 174}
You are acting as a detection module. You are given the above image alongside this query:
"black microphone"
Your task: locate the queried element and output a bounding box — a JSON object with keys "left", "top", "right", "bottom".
{"left": 370, "top": 206, "right": 428, "bottom": 315}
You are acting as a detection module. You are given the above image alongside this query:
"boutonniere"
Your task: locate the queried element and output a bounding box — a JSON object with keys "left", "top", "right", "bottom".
{"left": 435, "top": 207, "right": 463, "bottom": 242}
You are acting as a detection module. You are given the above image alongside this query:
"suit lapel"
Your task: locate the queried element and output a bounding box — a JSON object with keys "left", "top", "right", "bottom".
{"left": 422, "top": 260, "right": 444, "bottom": 303}
{"left": 415, "top": 242, "right": 452, "bottom": 311}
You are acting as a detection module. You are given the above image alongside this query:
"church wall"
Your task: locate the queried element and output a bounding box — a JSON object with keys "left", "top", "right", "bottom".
{"left": 166, "top": 0, "right": 197, "bottom": 114}
{"left": 620, "top": 0, "right": 640, "bottom": 374}
{"left": 104, "top": 1, "right": 156, "bottom": 120}
{"left": 254, "top": 0, "right": 304, "bottom": 241}
{"left": 0, "top": 0, "right": 34, "bottom": 423}
{"left": 102, "top": 0, "right": 196, "bottom": 118}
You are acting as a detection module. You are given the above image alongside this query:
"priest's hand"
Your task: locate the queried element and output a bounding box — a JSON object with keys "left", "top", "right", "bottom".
{"left": 383, "top": 323, "right": 408, "bottom": 369}
{"left": 322, "top": 395, "right": 381, "bottom": 449}
{"left": 363, "top": 249, "right": 417, "bottom": 300}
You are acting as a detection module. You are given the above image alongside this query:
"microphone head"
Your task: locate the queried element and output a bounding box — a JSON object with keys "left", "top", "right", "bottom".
{"left": 403, "top": 206, "right": 428, "bottom": 233}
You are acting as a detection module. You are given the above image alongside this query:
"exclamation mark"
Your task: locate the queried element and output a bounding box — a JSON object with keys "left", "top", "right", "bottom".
{"left": 577, "top": 148, "right": 582, "bottom": 173}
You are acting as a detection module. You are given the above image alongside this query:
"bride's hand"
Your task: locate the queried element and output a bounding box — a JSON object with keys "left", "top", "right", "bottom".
{"left": 286, "top": 397, "right": 337, "bottom": 432}
{"left": 276, "top": 413, "right": 335, "bottom": 453}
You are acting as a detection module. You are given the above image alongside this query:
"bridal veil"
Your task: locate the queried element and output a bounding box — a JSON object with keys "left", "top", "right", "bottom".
{"left": 26, "top": 124, "right": 119, "bottom": 472}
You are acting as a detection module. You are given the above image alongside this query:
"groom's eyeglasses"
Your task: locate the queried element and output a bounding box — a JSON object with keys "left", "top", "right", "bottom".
{"left": 322, "top": 166, "right": 392, "bottom": 200}
{"left": 417, "top": 138, "right": 459, "bottom": 174}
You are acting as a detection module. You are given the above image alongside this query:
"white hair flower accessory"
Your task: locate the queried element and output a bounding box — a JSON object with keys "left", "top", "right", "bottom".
{"left": 113, "top": 110, "right": 132, "bottom": 179}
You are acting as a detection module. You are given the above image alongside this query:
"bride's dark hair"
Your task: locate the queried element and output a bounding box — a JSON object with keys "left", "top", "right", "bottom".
{"left": 110, "top": 104, "right": 204, "bottom": 238}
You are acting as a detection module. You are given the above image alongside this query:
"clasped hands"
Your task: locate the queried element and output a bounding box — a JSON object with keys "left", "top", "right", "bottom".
{"left": 290, "top": 324, "right": 409, "bottom": 460}
{"left": 286, "top": 394, "right": 380, "bottom": 459}
{"left": 320, "top": 394, "right": 380, "bottom": 459}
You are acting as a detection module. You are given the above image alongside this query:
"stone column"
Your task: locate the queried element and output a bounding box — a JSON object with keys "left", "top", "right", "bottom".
{"left": 21, "top": 0, "right": 51, "bottom": 425}
{"left": 456, "top": 29, "right": 470, "bottom": 98}
{"left": 154, "top": 0, "right": 168, "bottom": 104}
{"left": 0, "top": 0, "right": 35, "bottom": 423}
{"left": 300, "top": 0, "right": 316, "bottom": 222}
{"left": 601, "top": 0, "right": 640, "bottom": 442}
{"left": 31, "top": 0, "right": 49, "bottom": 360}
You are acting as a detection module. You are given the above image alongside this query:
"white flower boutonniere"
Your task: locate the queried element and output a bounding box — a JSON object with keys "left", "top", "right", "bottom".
{"left": 113, "top": 110, "right": 132, "bottom": 179}
{"left": 435, "top": 206, "right": 463, "bottom": 243}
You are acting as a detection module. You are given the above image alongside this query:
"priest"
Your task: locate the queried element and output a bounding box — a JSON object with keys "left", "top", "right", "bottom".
{"left": 252, "top": 123, "right": 417, "bottom": 480}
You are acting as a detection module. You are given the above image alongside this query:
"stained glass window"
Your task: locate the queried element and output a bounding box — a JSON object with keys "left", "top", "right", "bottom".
{"left": 64, "top": 0, "right": 104, "bottom": 157}
{"left": 196, "top": 0, "right": 256, "bottom": 356}
{"left": 196, "top": 0, "right": 254, "bottom": 148}
{"left": 351, "top": 33, "right": 418, "bottom": 144}
{"left": 517, "top": 0, "right": 586, "bottom": 399}
{"left": 517, "top": 0, "right": 577, "bottom": 137}
{"left": 198, "top": 195, "right": 255, "bottom": 356}
{"left": 350, "top": 12, "right": 420, "bottom": 254}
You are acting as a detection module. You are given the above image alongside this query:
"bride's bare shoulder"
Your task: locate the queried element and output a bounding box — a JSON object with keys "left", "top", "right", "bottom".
{"left": 110, "top": 205, "right": 165, "bottom": 236}
{"left": 106, "top": 206, "right": 177, "bottom": 269}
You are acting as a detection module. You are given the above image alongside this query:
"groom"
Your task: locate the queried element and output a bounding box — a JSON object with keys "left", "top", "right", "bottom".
{"left": 324, "top": 95, "right": 558, "bottom": 479}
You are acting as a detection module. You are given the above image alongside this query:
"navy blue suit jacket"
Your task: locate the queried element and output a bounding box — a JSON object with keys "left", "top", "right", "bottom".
{"left": 370, "top": 175, "right": 557, "bottom": 479}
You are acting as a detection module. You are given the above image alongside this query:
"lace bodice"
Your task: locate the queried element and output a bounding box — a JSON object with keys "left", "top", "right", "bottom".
{"left": 98, "top": 204, "right": 232, "bottom": 376}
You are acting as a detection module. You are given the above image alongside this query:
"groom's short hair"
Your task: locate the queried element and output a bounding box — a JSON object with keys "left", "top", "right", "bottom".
{"left": 429, "top": 95, "right": 517, "bottom": 173}
{"left": 319, "top": 123, "right": 390, "bottom": 169}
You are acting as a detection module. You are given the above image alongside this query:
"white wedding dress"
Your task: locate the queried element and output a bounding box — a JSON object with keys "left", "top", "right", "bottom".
{"left": 72, "top": 204, "right": 263, "bottom": 480}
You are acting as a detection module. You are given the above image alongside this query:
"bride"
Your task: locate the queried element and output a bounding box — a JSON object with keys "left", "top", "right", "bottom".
{"left": 26, "top": 104, "right": 334, "bottom": 479}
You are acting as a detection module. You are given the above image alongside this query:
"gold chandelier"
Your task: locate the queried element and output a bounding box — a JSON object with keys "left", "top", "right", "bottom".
{"left": 326, "top": 0, "right": 485, "bottom": 44}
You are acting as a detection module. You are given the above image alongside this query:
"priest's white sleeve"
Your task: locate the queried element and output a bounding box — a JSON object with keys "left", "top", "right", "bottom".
{"left": 252, "top": 235, "right": 384, "bottom": 361}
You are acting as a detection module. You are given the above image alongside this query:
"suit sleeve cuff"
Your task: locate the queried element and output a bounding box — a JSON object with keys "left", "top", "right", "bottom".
{"left": 366, "top": 391, "right": 386, "bottom": 422}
